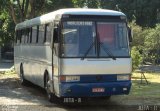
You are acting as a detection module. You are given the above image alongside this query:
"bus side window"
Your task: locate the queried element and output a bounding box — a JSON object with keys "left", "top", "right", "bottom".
{"left": 44, "top": 24, "right": 51, "bottom": 43}
{"left": 21, "top": 29, "right": 25, "bottom": 44}
{"left": 20, "top": 30, "right": 22, "bottom": 43}
{"left": 25, "top": 29, "right": 29, "bottom": 44}
{"left": 26, "top": 28, "right": 30, "bottom": 43}
{"left": 27, "top": 28, "right": 31, "bottom": 44}
{"left": 16, "top": 30, "right": 21, "bottom": 44}
{"left": 32, "top": 26, "right": 37, "bottom": 44}
{"left": 30, "top": 27, "right": 32, "bottom": 43}
{"left": 38, "top": 25, "right": 45, "bottom": 44}
{"left": 15, "top": 31, "right": 17, "bottom": 44}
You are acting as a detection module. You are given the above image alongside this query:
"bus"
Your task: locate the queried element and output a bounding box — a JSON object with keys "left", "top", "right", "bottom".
{"left": 14, "top": 8, "right": 132, "bottom": 102}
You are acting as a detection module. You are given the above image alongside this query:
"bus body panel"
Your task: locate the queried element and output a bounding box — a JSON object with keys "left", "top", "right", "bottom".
{"left": 14, "top": 45, "right": 52, "bottom": 88}
{"left": 60, "top": 58, "right": 132, "bottom": 75}
{"left": 60, "top": 81, "right": 131, "bottom": 97}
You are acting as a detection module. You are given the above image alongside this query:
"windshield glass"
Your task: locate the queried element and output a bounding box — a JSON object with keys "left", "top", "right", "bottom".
{"left": 97, "top": 22, "right": 129, "bottom": 57}
{"left": 61, "top": 21, "right": 96, "bottom": 57}
{"left": 61, "top": 21, "right": 129, "bottom": 58}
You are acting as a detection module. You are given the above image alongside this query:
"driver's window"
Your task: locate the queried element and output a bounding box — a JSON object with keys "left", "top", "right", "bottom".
{"left": 62, "top": 28, "right": 79, "bottom": 56}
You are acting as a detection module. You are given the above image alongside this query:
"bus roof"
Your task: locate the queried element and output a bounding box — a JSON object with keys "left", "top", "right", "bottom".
{"left": 15, "top": 8, "right": 125, "bottom": 30}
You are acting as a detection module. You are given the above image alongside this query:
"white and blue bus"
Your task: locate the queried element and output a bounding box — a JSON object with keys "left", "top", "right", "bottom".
{"left": 14, "top": 8, "right": 132, "bottom": 102}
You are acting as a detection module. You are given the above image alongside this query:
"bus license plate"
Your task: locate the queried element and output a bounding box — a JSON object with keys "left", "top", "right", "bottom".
{"left": 92, "top": 88, "right": 105, "bottom": 92}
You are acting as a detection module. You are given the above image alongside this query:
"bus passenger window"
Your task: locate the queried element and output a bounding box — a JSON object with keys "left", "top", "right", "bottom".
{"left": 32, "top": 26, "right": 37, "bottom": 43}
{"left": 45, "top": 24, "right": 51, "bottom": 43}
{"left": 20, "top": 30, "right": 22, "bottom": 43}
{"left": 16, "top": 30, "right": 21, "bottom": 44}
{"left": 28, "top": 28, "right": 32, "bottom": 43}
{"left": 26, "top": 28, "right": 30, "bottom": 43}
{"left": 38, "top": 25, "right": 45, "bottom": 44}
{"left": 24, "top": 29, "right": 29, "bottom": 44}
{"left": 21, "top": 30, "right": 26, "bottom": 44}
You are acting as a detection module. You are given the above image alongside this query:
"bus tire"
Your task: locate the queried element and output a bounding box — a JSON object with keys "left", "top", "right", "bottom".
{"left": 20, "top": 64, "right": 28, "bottom": 85}
{"left": 44, "top": 73, "right": 55, "bottom": 102}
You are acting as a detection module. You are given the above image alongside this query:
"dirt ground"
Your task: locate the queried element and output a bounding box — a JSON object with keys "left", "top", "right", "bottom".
{"left": 0, "top": 73, "right": 160, "bottom": 111}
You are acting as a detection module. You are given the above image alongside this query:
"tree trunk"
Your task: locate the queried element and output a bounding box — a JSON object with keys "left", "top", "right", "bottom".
{"left": 29, "top": 0, "right": 35, "bottom": 18}
{"left": 8, "top": 1, "right": 18, "bottom": 24}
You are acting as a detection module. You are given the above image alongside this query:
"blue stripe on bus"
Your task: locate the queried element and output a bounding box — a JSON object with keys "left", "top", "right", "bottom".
{"left": 59, "top": 81, "right": 131, "bottom": 97}
{"left": 61, "top": 74, "right": 130, "bottom": 83}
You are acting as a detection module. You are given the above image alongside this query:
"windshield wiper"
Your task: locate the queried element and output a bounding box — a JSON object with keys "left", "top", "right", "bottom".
{"left": 81, "top": 38, "right": 96, "bottom": 60}
{"left": 97, "top": 32, "right": 116, "bottom": 60}
{"left": 81, "top": 33, "right": 116, "bottom": 60}
{"left": 99, "top": 42, "right": 116, "bottom": 60}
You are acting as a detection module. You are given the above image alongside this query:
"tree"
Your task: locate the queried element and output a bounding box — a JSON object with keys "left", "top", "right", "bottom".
{"left": 0, "top": 0, "right": 47, "bottom": 24}
{"left": 72, "top": 0, "right": 100, "bottom": 8}
{"left": 0, "top": 0, "right": 74, "bottom": 46}
{"left": 0, "top": 9, "right": 14, "bottom": 46}
{"left": 144, "top": 24, "right": 160, "bottom": 64}
{"left": 45, "top": 0, "right": 74, "bottom": 12}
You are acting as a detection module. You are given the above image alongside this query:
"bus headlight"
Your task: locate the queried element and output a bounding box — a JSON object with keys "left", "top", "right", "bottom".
{"left": 117, "top": 75, "right": 130, "bottom": 81}
{"left": 60, "top": 75, "right": 80, "bottom": 82}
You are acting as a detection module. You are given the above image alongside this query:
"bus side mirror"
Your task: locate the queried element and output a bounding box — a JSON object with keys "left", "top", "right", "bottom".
{"left": 53, "top": 27, "right": 58, "bottom": 43}
{"left": 128, "top": 27, "right": 133, "bottom": 42}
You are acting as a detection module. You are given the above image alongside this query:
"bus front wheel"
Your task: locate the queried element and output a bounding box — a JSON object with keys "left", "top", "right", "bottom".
{"left": 45, "top": 73, "right": 55, "bottom": 102}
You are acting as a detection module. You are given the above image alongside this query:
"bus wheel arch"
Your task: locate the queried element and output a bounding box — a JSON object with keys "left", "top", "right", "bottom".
{"left": 44, "top": 70, "right": 55, "bottom": 102}
{"left": 20, "top": 63, "right": 27, "bottom": 85}
{"left": 44, "top": 70, "right": 49, "bottom": 88}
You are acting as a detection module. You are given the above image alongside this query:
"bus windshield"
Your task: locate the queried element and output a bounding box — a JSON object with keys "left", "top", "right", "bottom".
{"left": 61, "top": 21, "right": 129, "bottom": 58}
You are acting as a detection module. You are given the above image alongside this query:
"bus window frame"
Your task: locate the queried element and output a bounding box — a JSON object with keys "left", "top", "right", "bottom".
{"left": 15, "top": 30, "right": 21, "bottom": 45}
{"left": 31, "top": 26, "right": 38, "bottom": 44}
{"left": 59, "top": 18, "right": 130, "bottom": 58}
{"left": 44, "top": 24, "right": 47, "bottom": 43}
{"left": 15, "top": 31, "right": 18, "bottom": 44}
{"left": 36, "top": 26, "right": 39, "bottom": 43}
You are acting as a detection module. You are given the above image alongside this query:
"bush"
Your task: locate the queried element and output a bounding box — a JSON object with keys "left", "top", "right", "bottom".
{"left": 130, "top": 22, "right": 160, "bottom": 68}
{"left": 131, "top": 46, "right": 143, "bottom": 70}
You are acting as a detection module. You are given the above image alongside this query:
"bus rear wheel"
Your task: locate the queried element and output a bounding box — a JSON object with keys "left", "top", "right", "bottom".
{"left": 45, "top": 74, "right": 55, "bottom": 102}
{"left": 20, "top": 65, "right": 28, "bottom": 85}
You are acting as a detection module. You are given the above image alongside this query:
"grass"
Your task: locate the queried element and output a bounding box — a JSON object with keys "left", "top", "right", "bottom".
{"left": 130, "top": 72, "right": 160, "bottom": 98}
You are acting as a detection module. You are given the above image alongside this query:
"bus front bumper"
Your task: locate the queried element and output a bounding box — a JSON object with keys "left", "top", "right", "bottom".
{"left": 59, "top": 81, "right": 131, "bottom": 97}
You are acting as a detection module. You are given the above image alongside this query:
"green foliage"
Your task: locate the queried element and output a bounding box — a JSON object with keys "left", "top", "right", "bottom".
{"left": 72, "top": 0, "right": 100, "bottom": 8}
{"left": 45, "top": 0, "right": 74, "bottom": 12}
{"left": 112, "top": 0, "right": 160, "bottom": 27}
{"left": 0, "top": 10, "right": 15, "bottom": 46}
{"left": 72, "top": 0, "right": 160, "bottom": 27}
{"left": 131, "top": 46, "right": 143, "bottom": 70}
{"left": 145, "top": 24, "right": 160, "bottom": 50}
{"left": 144, "top": 24, "right": 160, "bottom": 64}
{"left": 130, "top": 21, "right": 144, "bottom": 47}
{"left": 130, "top": 21, "right": 160, "bottom": 67}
